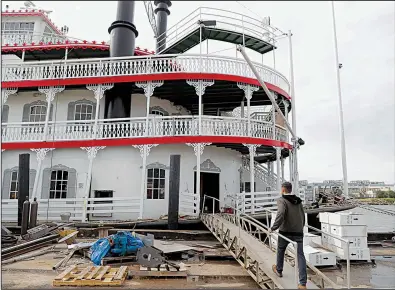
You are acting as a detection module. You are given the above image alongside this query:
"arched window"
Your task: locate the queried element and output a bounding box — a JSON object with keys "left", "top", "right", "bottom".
{"left": 67, "top": 99, "right": 96, "bottom": 121}
{"left": 41, "top": 165, "right": 77, "bottom": 199}
{"left": 1, "top": 167, "right": 36, "bottom": 200}
{"left": 149, "top": 106, "right": 168, "bottom": 117}
{"left": 147, "top": 168, "right": 166, "bottom": 199}
{"left": 150, "top": 109, "right": 165, "bottom": 117}
{"left": 29, "top": 105, "right": 47, "bottom": 122}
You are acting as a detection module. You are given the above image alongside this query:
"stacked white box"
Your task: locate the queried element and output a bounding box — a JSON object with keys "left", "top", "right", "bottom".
{"left": 304, "top": 245, "right": 337, "bottom": 266}
{"left": 269, "top": 212, "right": 336, "bottom": 266}
{"left": 319, "top": 212, "right": 370, "bottom": 261}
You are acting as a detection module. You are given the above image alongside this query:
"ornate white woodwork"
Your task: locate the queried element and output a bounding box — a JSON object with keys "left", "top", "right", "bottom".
{"left": 31, "top": 148, "right": 55, "bottom": 162}
{"left": 1, "top": 149, "right": 5, "bottom": 152}
{"left": 194, "top": 158, "right": 221, "bottom": 172}
{"left": 1, "top": 116, "right": 288, "bottom": 143}
{"left": 136, "top": 81, "right": 164, "bottom": 98}
{"left": 81, "top": 146, "right": 106, "bottom": 160}
{"left": 1, "top": 88, "right": 18, "bottom": 105}
{"left": 86, "top": 83, "right": 114, "bottom": 100}
{"left": 243, "top": 143, "right": 258, "bottom": 156}
{"left": 186, "top": 142, "right": 212, "bottom": 156}
{"left": 38, "top": 86, "right": 65, "bottom": 102}
{"left": 2, "top": 55, "right": 290, "bottom": 94}
{"left": 186, "top": 79, "right": 214, "bottom": 96}
{"left": 237, "top": 83, "right": 259, "bottom": 100}
{"left": 133, "top": 144, "right": 159, "bottom": 158}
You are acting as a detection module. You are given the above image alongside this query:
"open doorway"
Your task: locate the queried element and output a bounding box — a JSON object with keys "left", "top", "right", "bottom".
{"left": 194, "top": 172, "right": 220, "bottom": 213}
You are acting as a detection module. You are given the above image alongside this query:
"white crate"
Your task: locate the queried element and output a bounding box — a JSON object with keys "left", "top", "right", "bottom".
{"left": 326, "top": 235, "right": 368, "bottom": 249}
{"left": 330, "top": 224, "right": 367, "bottom": 237}
{"left": 327, "top": 212, "right": 367, "bottom": 226}
{"left": 321, "top": 223, "right": 331, "bottom": 233}
{"left": 321, "top": 243, "right": 371, "bottom": 260}
{"left": 318, "top": 212, "right": 330, "bottom": 224}
{"left": 304, "top": 245, "right": 337, "bottom": 266}
{"left": 304, "top": 233, "right": 321, "bottom": 246}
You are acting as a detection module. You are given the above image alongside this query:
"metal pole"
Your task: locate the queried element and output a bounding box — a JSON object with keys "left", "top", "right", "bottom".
{"left": 276, "top": 148, "right": 281, "bottom": 191}
{"left": 331, "top": 1, "right": 349, "bottom": 198}
{"left": 237, "top": 45, "right": 295, "bottom": 138}
{"left": 196, "top": 146, "right": 201, "bottom": 214}
{"left": 288, "top": 30, "right": 299, "bottom": 195}
{"left": 346, "top": 241, "right": 351, "bottom": 288}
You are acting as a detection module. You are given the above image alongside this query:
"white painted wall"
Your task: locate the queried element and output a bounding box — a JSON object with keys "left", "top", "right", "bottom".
{"left": 3, "top": 90, "right": 190, "bottom": 123}
{"left": 2, "top": 144, "right": 242, "bottom": 220}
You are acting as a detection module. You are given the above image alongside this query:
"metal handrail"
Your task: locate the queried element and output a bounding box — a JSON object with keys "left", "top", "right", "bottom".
{"left": 202, "top": 195, "right": 345, "bottom": 289}
{"left": 202, "top": 194, "right": 299, "bottom": 288}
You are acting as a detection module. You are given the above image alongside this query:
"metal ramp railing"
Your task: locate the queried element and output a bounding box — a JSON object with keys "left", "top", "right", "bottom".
{"left": 201, "top": 195, "right": 346, "bottom": 289}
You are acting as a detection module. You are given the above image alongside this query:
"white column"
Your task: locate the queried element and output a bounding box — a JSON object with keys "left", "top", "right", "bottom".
{"left": 31, "top": 148, "right": 55, "bottom": 199}
{"left": 281, "top": 157, "right": 285, "bottom": 181}
{"left": 272, "top": 104, "right": 276, "bottom": 140}
{"left": 80, "top": 146, "right": 106, "bottom": 221}
{"left": 136, "top": 81, "right": 164, "bottom": 136}
{"left": 284, "top": 101, "right": 290, "bottom": 143}
{"left": 21, "top": 49, "right": 26, "bottom": 62}
{"left": 38, "top": 86, "right": 65, "bottom": 140}
{"left": 186, "top": 142, "right": 211, "bottom": 214}
{"left": 1, "top": 88, "right": 18, "bottom": 108}
{"left": 276, "top": 147, "right": 281, "bottom": 192}
{"left": 243, "top": 143, "right": 258, "bottom": 214}
{"left": 133, "top": 144, "right": 158, "bottom": 219}
{"left": 87, "top": 83, "right": 114, "bottom": 139}
{"left": 289, "top": 150, "right": 293, "bottom": 182}
{"left": 237, "top": 83, "right": 259, "bottom": 136}
{"left": 187, "top": 80, "right": 214, "bottom": 135}
{"left": 240, "top": 100, "right": 245, "bottom": 118}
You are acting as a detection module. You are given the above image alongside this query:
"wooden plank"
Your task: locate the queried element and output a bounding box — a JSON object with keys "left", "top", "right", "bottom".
{"left": 54, "top": 265, "right": 76, "bottom": 280}
{"left": 85, "top": 266, "right": 102, "bottom": 280}
{"left": 76, "top": 265, "right": 94, "bottom": 280}
{"left": 95, "top": 266, "right": 110, "bottom": 280}
{"left": 114, "top": 266, "right": 128, "bottom": 280}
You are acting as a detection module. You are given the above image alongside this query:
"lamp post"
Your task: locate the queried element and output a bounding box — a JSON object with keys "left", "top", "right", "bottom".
{"left": 331, "top": 1, "right": 349, "bottom": 198}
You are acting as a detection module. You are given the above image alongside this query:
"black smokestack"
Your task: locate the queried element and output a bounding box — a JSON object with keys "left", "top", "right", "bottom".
{"left": 106, "top": 1, "right": 139, "bottom": 118}
{"left": 155, "top": 0, "right": 172, "bottom": 53}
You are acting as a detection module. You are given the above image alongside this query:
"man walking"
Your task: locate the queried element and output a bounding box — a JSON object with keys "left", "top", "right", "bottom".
{"left": 269, "top": 181, "right": 307, "bottom": 289}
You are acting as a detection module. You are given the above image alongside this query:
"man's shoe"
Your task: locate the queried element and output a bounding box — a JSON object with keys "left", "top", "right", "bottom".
{"left": 272, "top": 264, "right": 283, "bottom": 277}
{"left": 298, "top": 285, "right": 307, "bottom": 289}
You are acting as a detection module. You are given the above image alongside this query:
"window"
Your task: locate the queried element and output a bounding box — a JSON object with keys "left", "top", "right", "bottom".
{"left": 49, "top": 170, "right": 69, "bottom": 199}
{"left": 9, "top": 171, "right": 18, "bottom": 199}
{"left": 3, "top": 22, "right": 34, "bottom": 32}
{"left": 29, "top": 105, "right": 47, "bottom": 122}
{"left": 92, "top": 190, "right": 113, "bottom": 217}
{"left": 150, "top": 109, "right": 165, "bottom": 117}
{"left": 146, "top": 168, "right": 165, "bottom": 199}
{"left": 74, "top": 103, "right": 93, "bottom": 121}
{"left": 243, "top": 182, "right": 256, "bottom": 193}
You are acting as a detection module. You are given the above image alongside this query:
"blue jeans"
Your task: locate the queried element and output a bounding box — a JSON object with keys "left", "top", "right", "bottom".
{"left": 276, "top": 234, "right": 307, "bottom": 286}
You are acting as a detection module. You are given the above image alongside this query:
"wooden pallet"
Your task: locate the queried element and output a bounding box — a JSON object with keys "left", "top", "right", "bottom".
{"left": 53, "top": 265, "right": 128, "bottom": 287}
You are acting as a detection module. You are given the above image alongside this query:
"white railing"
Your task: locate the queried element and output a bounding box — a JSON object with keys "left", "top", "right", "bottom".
{"left": 1, "top": 54, "right": 290, "bottom": 94}
{"left": 241, "top": 156, "right": 279, "bottom": 188}
{"left": 237, "top": 191, "right": 279, "bottom": 214}
{"left": 1, "top": 115, "right": 288, "bottom": 143}
{"left": 179, "top": 192, "right": 199, "bottom": 216}
{"left": 1, "top": 30, "right": 73, "bottom": 46}
{"left": 1, "top": 197, "right": 140, "bottom": 223}
{"left": 156, "top": 7, "right": 283, "bottom": 53}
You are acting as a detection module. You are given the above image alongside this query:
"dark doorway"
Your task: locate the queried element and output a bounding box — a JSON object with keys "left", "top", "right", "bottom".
{"left": 194, "top": 172, "right": 220, "bottom": 213}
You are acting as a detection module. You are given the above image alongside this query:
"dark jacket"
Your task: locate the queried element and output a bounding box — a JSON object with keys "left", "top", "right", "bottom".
{"left": 271, "top": 194, "right": 305, "bottom": 236}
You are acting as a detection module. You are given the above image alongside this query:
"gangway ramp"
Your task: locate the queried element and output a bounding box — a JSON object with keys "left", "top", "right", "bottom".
{"left": 201, "top": 211, "right": 341, "bottom": 289}
{"left": 157, "top": 7, "right": 279, "bottom": 55}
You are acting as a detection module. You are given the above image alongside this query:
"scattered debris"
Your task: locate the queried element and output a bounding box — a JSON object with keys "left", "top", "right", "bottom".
{"left": 2, "top": 246, "right": 56, "bottom": 265}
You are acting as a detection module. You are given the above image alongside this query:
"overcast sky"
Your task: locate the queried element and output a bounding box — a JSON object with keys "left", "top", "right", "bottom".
{"left": 3, "top": 1, "right": 394, "bottom": 183}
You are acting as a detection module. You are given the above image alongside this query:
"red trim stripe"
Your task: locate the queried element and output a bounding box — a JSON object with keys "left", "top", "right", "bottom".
{"left": 1, "top": 136, "right": 292, "bottom": 150}
{"left": 1, "top": 73, "right": 290, "bottom": 99}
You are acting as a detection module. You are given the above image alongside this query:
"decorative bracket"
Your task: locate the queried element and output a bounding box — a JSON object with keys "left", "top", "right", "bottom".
{"left": 1, "top": 88, "right": 18, "bottom": 105}
{"left": 237, "top": 83, "right": 259, "bottom": 100}
{"left": 133, "top": 144, "right": 159, "bottom": 158}
{"left": 31, "top": 148, "right": 55, "bottom": 162}
{"left": 186, "top": 80, "right": 214, "bottom": 96}
{"left": 186, "top": 143, "right": 212, "bottom": 156}
{"left": 1, "top": 149, "right": 5, "bottom": 152}
{"left": 243, "top": 144, "right": 259, "bottom": 157}
{"left": 136, "top": 81, "right": 164, "bottom": 98}
{"left": 81, "top": 146, "right": 106, "bottom": 160}
{"left": 86, "top": 83, "right": 114, "bottom": 100}
{"left": 38, "top": 86, "right": 65, "bottom": 103}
